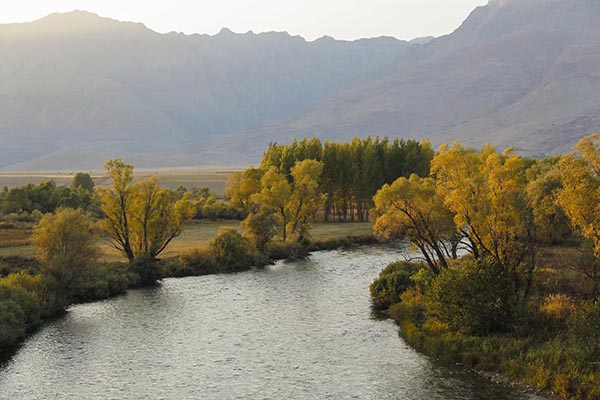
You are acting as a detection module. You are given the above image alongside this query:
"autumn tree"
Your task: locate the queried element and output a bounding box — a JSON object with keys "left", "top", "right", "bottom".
{"left": 97, "top": 160, "right": 195, "bottom": 279}
{"left": 556, "top": 135, "right": 600, "bottom": 292}
{"left": 286, "top": 159, "right": 325, "bottom": 242}
{"left": 71, "top": 172, "right": 95, "bottom": 192}
{"left": 431, "top": 143, "right": 536, "bottom": 294}
{"left": 32, "top": 208, "right": 99, "bottom": 298}
{"left": 525, "top": 157, "right": 572, "bottom": 245}
{"left": 225, "top": 167, "right": 263, "bottom": 215}
{"left": 251, "top": 167, "right": 292, "bottom": 242}
{"left": 241, "top": 211, "right": 279, "bottom": 252}
{"left": 260, "top": 136, "right": 433, "bottom": 222}
{"left": 130, "top": 177, "right": 195, "bottom": 260}
{"left": 372, "top": 174, "right": 457, "bottom": 274}
{"left": 97, "top": 159, "right": 135, "bottom": 262}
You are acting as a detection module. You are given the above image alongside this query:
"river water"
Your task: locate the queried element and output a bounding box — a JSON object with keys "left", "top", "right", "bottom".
{"left": 0, "top": 246, "right": 543, "bottom": 400}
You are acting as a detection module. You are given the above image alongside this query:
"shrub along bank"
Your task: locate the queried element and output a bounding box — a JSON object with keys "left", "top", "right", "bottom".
{"left": 370, "top": 256, "right": 600, "bottom": 400}
{"left": 1, "top": 222, "right": 375, "bottom": 354}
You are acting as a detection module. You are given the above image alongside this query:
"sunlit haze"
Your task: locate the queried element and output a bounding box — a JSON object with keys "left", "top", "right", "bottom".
{"left": 2, "top": 0, "right": 488, "bottom": 40}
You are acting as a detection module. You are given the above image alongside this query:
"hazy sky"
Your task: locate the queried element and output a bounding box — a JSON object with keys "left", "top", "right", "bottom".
{"left": 2, "top": 0, "right": 489, "bottom": 41}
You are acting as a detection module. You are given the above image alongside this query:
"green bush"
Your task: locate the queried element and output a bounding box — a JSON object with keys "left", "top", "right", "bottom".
{"left": 425, "top": 257, "right": 517, "bottom": 335}
{"left": 209, "top": 228, "right": 261, "bottom": 272}
{"left": 369, "top": 261, "right": 423, "bottom": 310}
{"left": 0, "top": 300, "right": 27, "bottom": 346}
{"left": 570, "top": 299, "right": 600, "bottom": 361}
{"left": 0, "top": 256, "right": 41, "bottom": 277}
{"left": 160, "top": 260, "right": 193, "bottom": 278}
{"left": 179, "top": 247, "right": 220, "bottom": 275}
{"left": 199, "top": 201, "right": 241, "bottom": 220}
{"left": 130, "top": 256, "right": 162, "bottom": 286}
{"left": 388, "top": 287, "right": 426, "bottom": 326}
{"left": 267, "top": 241, "right": 308, "bottom": 260}
{"left": 0, "top": 282, "right": 42, "bottom": 347}
{"left": 306, "top": 235, "right": 377, "bottom": 251}
{"left": 2, "top": 271, "right": 65, "bottom": 317}
{"left": 73, "top": 264, "right": 132, "bottom": 301}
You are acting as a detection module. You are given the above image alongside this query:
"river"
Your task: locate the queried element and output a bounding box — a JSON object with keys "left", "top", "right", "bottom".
{"left": 0, "top": 245, "right": 544, "bottom": 400}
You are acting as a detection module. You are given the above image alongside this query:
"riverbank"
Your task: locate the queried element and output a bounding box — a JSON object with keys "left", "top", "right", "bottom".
{"left": 0, "top": 245, "right": 533, "bottom": 400}
{"left": 0, "top": 219, "right": 374, "bottom": 262}
{"left": 1, "top": 222, "right": 374, "bottom": 356}
{"left": 370, "top": 247, "right": 600, "bottom": 400}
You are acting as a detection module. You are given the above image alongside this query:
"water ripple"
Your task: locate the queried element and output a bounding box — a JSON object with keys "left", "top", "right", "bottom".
{"left": 0, "top": 246, "right": 542, "bottom": 400}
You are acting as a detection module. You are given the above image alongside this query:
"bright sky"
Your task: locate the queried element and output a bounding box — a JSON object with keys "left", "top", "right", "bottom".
{"left": 1, "top": 0, "right": 489, "bottom": 41}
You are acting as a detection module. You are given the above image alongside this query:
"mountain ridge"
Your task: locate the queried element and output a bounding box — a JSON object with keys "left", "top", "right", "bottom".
{"left": 213, "top": 0, "right": 600, "bottom": 161}
{"left": 0, "top": 11, "right": 412, "bottom": 169}
{"left": 3, "top": 2, "right": 600, "bottom": 169}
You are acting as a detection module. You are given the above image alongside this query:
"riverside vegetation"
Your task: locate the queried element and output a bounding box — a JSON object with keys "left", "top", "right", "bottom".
{"left": 370, "top": 136, "right": 600, "bottom": 400}
{"left": 0, "top": 137, "right": 429, "bottom": 354}
{"left": 3, "top": 134, "right": 600, "bottom": 400}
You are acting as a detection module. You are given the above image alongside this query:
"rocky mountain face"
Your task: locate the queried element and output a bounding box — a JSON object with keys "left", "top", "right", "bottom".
{"left": 3, "top": 0, "right": 600, "bottom": 169}
{"left": 221, "top": 0, "right": 600, "bottom": 160}
{"left": 0, "top": 11, "right": 409, "bottom": 169}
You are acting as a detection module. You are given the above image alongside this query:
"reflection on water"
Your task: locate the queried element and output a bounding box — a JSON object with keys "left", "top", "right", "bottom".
{"left": 0, "top": 246, "right": 543, "bottom": 399}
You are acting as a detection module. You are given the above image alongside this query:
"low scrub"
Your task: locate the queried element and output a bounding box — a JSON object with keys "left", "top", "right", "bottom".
{"left": 307, "top": 235, "right": 377, "bottom": 252}
{"left": 371, "top": 255, "right": 600, "bottom": 400}
{"left": 72, "top": 263, "right": 132, "bottom": 301}
{"left": 180, "top": 228, "right": 267, "bottom": 274}
{"left": 267, "top": 242, "right": 309, "bottom": 260}
{"left": 369, "top": 261, "right": 424, "bottom": 310}
{"left": 424, "top": 257, "right": 517, "bottom": 335}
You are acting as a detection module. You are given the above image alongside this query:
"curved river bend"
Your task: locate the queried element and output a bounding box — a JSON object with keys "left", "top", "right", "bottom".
{"left": 0, "top": 246, "right": 544, "bottom": 400}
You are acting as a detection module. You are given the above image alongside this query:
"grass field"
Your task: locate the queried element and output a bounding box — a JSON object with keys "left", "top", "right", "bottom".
{"left": 0, "top": 168, "right": 239, "bottom": 196}
{"left": 0, "top": 220, "right": 373, "bottom": 264}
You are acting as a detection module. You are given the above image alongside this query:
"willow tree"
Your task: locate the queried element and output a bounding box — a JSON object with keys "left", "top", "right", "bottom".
{"left": 556, "top": 135, "right": 600, "bottom": 293}
{"left": 556, "top": 135, "right": 600, "bottom": 254}
{"left": 97, "top": 159, "right": 195, "bottom": 267}
{"left": 372, "top": 174, "right": 456, "bottom": 274}
{"left": 431, "top": 143, "right": 536, "bottom": 294}
{"left": 287, "top": 159, "right": 326, "bottom": 242}
{"left": 33, "top": 207, "right": 99, "bottom": 298}
{"left": 225, "top": 167, "right": 263, "bottom": 215}
{"left": 251, "top": 167, "right": 292, "bottom": 242}
{"left": 525, "top": 157, "right": 572, "bottom": 245}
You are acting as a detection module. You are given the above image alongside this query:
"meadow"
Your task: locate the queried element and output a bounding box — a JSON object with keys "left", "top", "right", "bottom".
{"left": 0, "top": 219, "right": 373, "bottom": 263}
{"left": 0, "top": 168, "right": 238, "bottom": 196}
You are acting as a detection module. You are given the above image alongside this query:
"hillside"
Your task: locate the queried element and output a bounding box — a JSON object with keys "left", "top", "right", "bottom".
{"left": 0, "top": 11, "right": 409, "bottom": 169}
{"left": 230, "top": 0, "right": 600, "bottom": 158}
{"left": 4, "top": 0, "right": 600, "bottom": 169}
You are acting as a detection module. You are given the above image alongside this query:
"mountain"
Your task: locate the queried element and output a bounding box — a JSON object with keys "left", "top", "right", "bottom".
{"left": 0, "top": 11, "right": 410, "bottom": 169}
{"left": 224, "top": 0, "right": 600, "bottom": 158}
{"left": 3, "top": 1, "right": 600, "bottom": 169}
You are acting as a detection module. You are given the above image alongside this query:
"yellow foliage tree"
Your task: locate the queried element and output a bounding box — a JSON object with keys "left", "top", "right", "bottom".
{"left": 556, "top": 135, "right": 600, "bottom": 259}
{"left": 525, "top": 157, "right": 572, "bottom": 245}
{"left": 225, "top": 167, "right": 263, "bottom": 214}
{"left": 372, "top": 174, "right": 456, "bottom": 274}
{"left": 251, "top": 166, "right": 292, "bottom": 242}
{"left": 431, "top": 143, "right": 535, "bottom": 293}
{"left": 32, "top": 207, "right": 99, "bottom": 297}
{"left": 97, "top": 159, "right": 195, "bottom": 264}
{"left": 287, "top": 159, "right": 326, "bottom": 242}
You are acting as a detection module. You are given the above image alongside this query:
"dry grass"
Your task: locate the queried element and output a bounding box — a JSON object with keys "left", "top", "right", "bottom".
{"left": 0, "top": 219, "right": 373, "bottom": 263}
{"left": 0, "top": 168, "right": 239, "bottom": 196}
{"left": 310, "top": 222, "right": 372, "bottom": 239}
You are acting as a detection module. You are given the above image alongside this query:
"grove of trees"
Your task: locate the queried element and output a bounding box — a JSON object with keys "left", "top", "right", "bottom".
{"left": 370, "top": 135, "right": 600, "bottom": 399}
{"left": 259, "top": 136, "right": 434, "bottom": 222}
{"left": 372, "top": 142, "right": 577, "bottom": 297}
{"left": 0, "top": 173, "right": 98, "bottom": 215}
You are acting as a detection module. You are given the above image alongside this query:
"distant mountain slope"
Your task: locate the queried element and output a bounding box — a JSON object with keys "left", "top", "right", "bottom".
{"left": 225, "top": 0, "right": 600, "bottom": 158}
{"left": 4, "top": 0, "right": 600, "bottom": 169}
{"left": 0, "top": 11, "right": 409, "bottom": 169}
